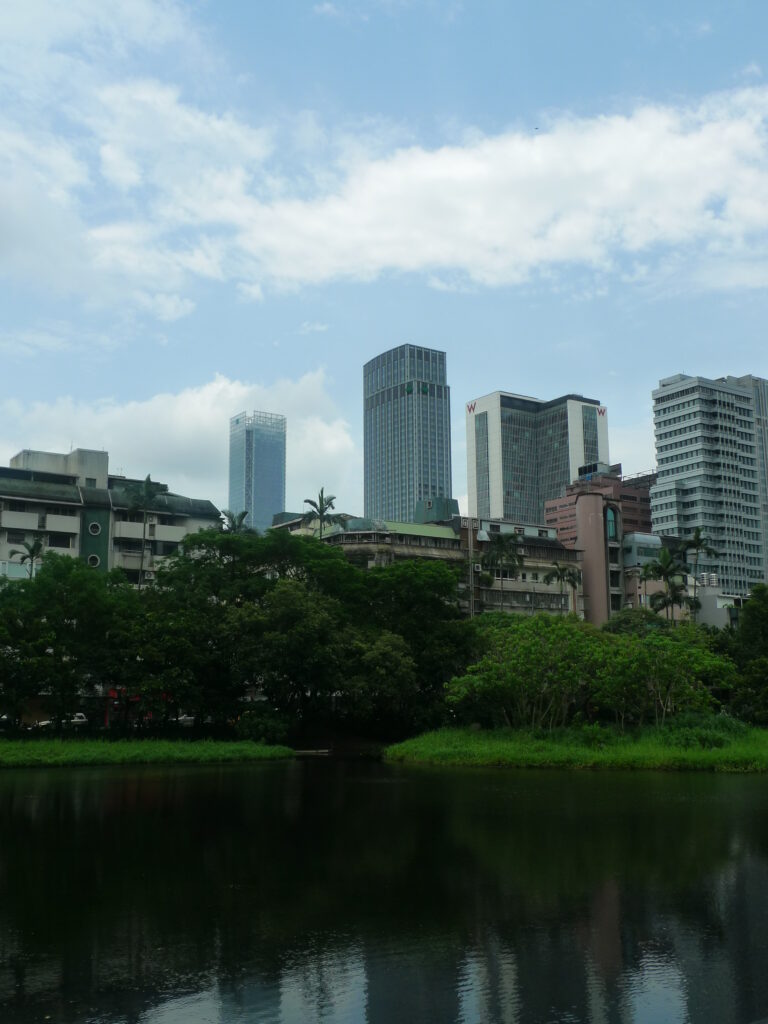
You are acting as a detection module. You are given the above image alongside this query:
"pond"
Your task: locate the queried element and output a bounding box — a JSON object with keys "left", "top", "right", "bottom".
{"left": 1, "top": 760, "right": 767, "bottom": 1023}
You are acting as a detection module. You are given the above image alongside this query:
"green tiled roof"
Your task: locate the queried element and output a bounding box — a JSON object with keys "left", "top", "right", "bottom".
{"left": 381, "top": 521, "right": 458, "bottom": 540}
{"left": 0, "top": 478, "right": 82, "bottom": 504}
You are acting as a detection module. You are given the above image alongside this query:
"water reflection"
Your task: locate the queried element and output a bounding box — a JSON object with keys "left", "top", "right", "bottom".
{"left": 1, "top": 762, "right": 767, "bottom": 1023}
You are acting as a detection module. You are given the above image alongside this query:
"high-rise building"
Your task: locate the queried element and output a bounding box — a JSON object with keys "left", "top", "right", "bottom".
{"left": 363, "top": 345, "right": 452, "bottom": 522}
{"left": 466, "top": 392, "right": 609, "bottom": 523}
{"left": 650, "top": 373, "right": 768, "bottom": 596}
{"left": 228, "top": 411, "right": 286, "bottom": 533}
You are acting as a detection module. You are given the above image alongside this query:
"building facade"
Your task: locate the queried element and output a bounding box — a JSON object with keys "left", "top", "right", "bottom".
{"left": 545, "top": 464, "right": 655, "bottom": 548}
{"left": 228, "top": 411, "right": 286, "bottom": 533}
{"left": 363, "top": 345, "right": 452, "bottom": 522}
{"left": 0, "top": 449, "right": 220, "bottom": 583}
{"left": 466, "top": 392, "right": 610, "bottom": 524}
{"left": 650, "top": 373, "right": 767, "bottom": 597}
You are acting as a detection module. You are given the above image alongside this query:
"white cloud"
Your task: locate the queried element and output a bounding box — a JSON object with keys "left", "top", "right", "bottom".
{"left": 4, "top": 0, "right": 768, "bottom": 330}
{"left": 313, "top": 3, "right": 341, "bottom": 16}
{"left": 738, "top": 62, "right": 763, "bottom": 82}
{"left": 299, "top": 321, "right": 330, "bottom": 334}
{"left": 0, "top": 371, "right": 362, "bottom": 514}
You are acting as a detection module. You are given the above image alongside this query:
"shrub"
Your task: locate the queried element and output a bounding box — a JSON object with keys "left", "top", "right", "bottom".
{"left": 235, "top": 707, "right": 291, "bottom": 745}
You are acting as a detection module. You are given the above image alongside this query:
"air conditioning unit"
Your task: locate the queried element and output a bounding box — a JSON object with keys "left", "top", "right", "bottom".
{"left": 473, "top": 563, "right": 482, "bottom": 573}
{"left": 461, "top": 518, "right": 468, "bottom": 528}
{"left": 147, "top": 514, "right": 157, "bottom": 524}
{"left": 143, "top": 571, "right": 155, "bottom": 581}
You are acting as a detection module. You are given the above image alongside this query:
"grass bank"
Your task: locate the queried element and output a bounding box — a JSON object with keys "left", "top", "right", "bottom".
{"left": 384, "top": 722, "right": 768, "bottom": 772}
{"left": 0, "top": 739, "right": 294, "bottom": 769}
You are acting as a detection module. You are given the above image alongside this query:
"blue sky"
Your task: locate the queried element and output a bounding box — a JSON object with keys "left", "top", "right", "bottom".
{"left": 2, "top": 0, "right": 768, "bottom": 512}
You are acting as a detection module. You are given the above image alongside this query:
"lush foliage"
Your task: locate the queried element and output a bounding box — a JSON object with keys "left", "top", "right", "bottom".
{"left": 385, "top": 717, "right": 768, "bottom": 771}
{"left": 0, "top": 532, "right": 473, "bottom": 740}
{"left": 447, "top": 613, "right": 736, "bottom": 730}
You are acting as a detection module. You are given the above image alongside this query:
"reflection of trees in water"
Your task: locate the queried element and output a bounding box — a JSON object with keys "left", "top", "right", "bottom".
{"left": 1, "top": 764, "right": 768, "bottom": 1023}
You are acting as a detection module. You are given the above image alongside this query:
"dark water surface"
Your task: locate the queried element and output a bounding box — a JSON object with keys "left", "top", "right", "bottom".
{"left": 1, "top": 760, "right": 768, "bottom": 1024}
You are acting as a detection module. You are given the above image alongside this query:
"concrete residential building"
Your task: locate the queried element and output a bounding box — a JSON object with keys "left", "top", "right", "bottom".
{"left": 364, "top": 344, "right": 452, "bottom": 522}
{"left": 650, "top": 373, "right": 767, "bottom": 597}
{"left": 0, "top": 448, "right": 220, "bottom": 583}
{"left": 229, "top": 411, "right": 286, "bottom": 533}
{"left": 466, "top": 391, "right": 610, "bottom": 524}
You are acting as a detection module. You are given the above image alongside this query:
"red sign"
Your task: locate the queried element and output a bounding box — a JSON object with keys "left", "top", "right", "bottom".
{"left": 466, "top": 401, "right": 476, "bottom": 414}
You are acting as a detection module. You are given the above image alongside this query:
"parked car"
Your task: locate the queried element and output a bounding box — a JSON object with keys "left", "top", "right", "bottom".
{"left": 30, "top": 713, "right": 88, "bottom": 730}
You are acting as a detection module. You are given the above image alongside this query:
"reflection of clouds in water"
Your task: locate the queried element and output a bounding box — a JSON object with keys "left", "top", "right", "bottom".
{"left": 216, "top": 944, "right": 366, "bottom": 1024}
{"left": 622, "top": 951, "right": 688, "bottom": 1024}
{"left": 138, "top": 988, "right": 221, "bottom": 1024}
{"left": 458, "top": 945, "right": 520, "bottom": 1024}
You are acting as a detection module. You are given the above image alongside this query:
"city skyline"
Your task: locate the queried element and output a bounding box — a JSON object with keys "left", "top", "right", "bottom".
{"left": 2, "top": 2, "right": 768, "bottom": 513}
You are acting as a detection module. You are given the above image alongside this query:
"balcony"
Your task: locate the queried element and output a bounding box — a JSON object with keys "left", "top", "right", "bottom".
{"left": 0, "top": 510, "right": 40, "bottom": 531}
{"left": 113, "top": 522, "right": 145, "bottom": 541}
{"left": 46, "top": 514, "right": 80, "bottom": 534}
{"left": 155, "top": 525, "right": 187, "bottom": 544}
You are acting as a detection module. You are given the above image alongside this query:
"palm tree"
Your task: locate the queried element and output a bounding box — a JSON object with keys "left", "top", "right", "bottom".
{"left": 678, "top": 527, "right": 719, "bottom": 622}
{"left": 637, "top": 562, "right": 657, "bottom": 608}
{"left": 648, "top": 548, "right": 687, "bottom": 623}
{"left": 543, "top": 562, "right": 582, "bottom": 615}
{"left": 126, "top": 475, "right": 168, "bottom": 589}
{"left": 482, "top": 532, "right": 523, "bottom": 612}
{"left": 9, "top": 537, "right": 45, "bottom": 579}
{"left": 302, "top": 488, "right": 345, "bottom": 539}
{"left": 221, "top": 509, "right": 251, "bottom": 533}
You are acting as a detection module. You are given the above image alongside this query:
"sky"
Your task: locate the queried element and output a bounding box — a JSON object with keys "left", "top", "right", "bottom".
{"left": 2, "top": 0, "right": 768, "bottom": 515}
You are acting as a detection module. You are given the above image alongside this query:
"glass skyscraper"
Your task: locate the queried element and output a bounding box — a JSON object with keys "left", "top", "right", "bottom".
{"left": 467, "top": 392, "right": 610, "bottom": 523}
{"left": 228, "top": 411, "right": 286, "bottom": 533}
{"left": 364, "top": 345, "right": 452, "bottom": 522}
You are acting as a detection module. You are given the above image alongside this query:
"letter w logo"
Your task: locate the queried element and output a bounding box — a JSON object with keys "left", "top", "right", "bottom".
{"left": 597, "top": 407, "right": 606, "bottom": 416}
{"left": 466, "top": 402, "right": 476, "bottom": 414}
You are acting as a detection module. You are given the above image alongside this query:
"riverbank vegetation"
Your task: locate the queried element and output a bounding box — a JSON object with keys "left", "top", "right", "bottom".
{"left": 0, "top": 739, "right": 293, "bottom": 768}
{"left": 385, "top": 718, "right": 768, "bottom": 771}
{"left": 1, "top": 530, "right": 768, "bottom": 757}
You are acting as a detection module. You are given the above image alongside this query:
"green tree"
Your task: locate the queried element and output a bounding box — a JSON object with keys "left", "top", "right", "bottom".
{"left": 679, "top": 528, "right": 718, "bottom": 622}
{"left": 125, "top": 475, "right": 169, "bottom": 589}
{"left": 302, "top": 487, "right": 345, "bottom": 539}
{"left": 648, "top": 547, "right": 687, "bottom": 622}
{"left": 543, "top": 562, "right": 582, "bottom": 615}
{"left": 221, "top": 509, "right": 252, "bottom": 533}
{"left": 482, "top": 532, "right": 523, "bottom": 612}
{"left": 8, "top": 537, "right": 45, "bottom": 579}
{"left": 448, "top": 615, "right": 599, "bottom": 729}
{"left": 737, "top": 583, "right": 768, "bottom": 664}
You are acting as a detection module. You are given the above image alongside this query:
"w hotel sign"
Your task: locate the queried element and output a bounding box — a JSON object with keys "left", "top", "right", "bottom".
{"left": 466, "top": 401, "right": 477, "bottom": 414}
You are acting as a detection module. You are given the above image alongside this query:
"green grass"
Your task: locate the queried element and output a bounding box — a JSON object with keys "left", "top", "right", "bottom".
{"left": 384, "top": 724, "right": 768, "bottom": 772}
{"left": 0, "top": 738, "right": 294, "bottom": 769}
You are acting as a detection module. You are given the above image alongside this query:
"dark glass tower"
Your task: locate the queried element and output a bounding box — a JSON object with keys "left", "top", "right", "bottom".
{"left": 364, "top": 345, "right": 452, "bottom": 522}
{"left": 228, "top": 411, "right": 286, "bottom": 533}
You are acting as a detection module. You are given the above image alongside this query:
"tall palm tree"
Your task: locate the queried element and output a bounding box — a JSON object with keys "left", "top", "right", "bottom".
{"left": 302, "top": 488, "right": 345, "bottom": 540}
{"left": 482, "top": 532, "right": 523, "bottom": 612}
{"left": 543, "top": 562, "right": 582, "bottom": 615}
{"left": 9, "top": 537, "right": 45, "bottom": 579}
{"left": 648, "top": 547, "right": 687, "bottom": 623}
{"left": 678, "top": 527, "right": 719, "bottom": 622}
{"left": 221, "top": 509, "right": 251, "bottom": 533}
{"left": 637, "top": 562, "right": 657, "bottom": 608}
{"left": 126, "top": 475, "right": 168, "bottom": 589}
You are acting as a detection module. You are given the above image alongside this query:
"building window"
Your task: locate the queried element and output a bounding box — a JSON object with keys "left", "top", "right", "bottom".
{"left": 85, "top": 478, "right": 97, "bottom": 488}
{"left": 87, "top": 554, "right": 101, "bottom": 567}
{"left": 88, "top": 522, "right": 102, "bottom": 536}
{"left": 606, "top": 507, "right": 617, "bottom": 540}
{"left": 6, "top": 531, "right": 25, "bottom": 545}
{"left": 48, "top": 533, "right": 71, "bottom": 549}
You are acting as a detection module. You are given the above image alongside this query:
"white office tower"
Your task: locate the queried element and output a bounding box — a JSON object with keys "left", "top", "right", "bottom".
{"left": 466, "top": 392, "right": 610, "bottom": 523}
{"left": 650, "top": 373, "right": 768, "bottom": 596}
